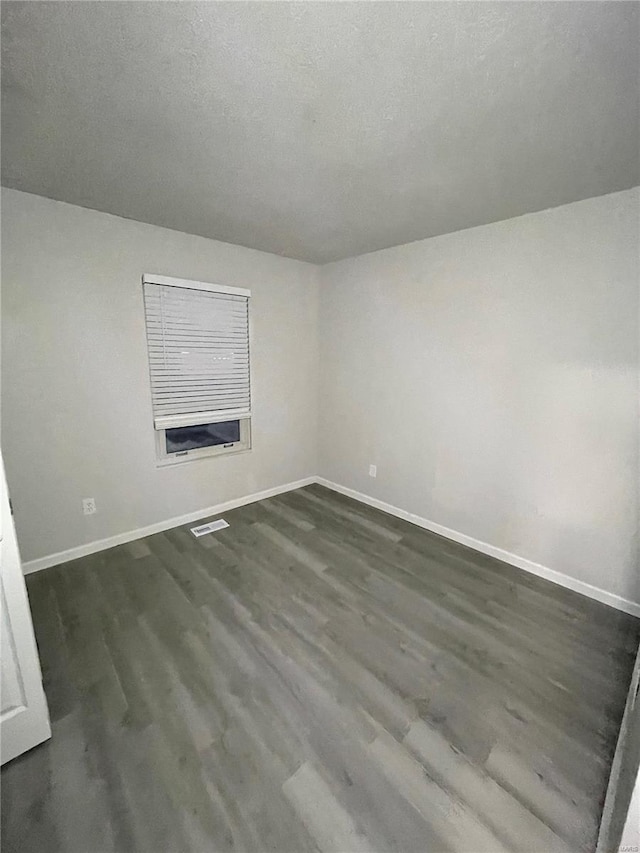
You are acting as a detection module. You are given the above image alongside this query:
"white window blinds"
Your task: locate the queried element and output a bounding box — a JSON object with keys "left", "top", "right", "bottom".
{"left": 142, "top": 274, "right": 251, "bottom": 430}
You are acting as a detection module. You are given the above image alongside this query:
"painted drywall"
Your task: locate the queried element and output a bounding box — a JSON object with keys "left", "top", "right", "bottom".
{"left": 318, "top": 189, "right": 640, "bottom": 605}
{"left": 1, "top": 189, "right": 319, "bottom": 562}
{"left": 2, "top": 186, "right": 639, "bottom": 607}
{"left": 3, "top": 2, "right": 639, "bottom": 263}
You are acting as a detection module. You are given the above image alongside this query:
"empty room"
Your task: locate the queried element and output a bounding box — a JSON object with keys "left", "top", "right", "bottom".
{"left": 1, "top": 2, "right": 639, "bottom": 852}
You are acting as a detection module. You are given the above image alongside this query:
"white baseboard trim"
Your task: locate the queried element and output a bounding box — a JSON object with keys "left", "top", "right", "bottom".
{"left": 316, "top": 477, "right": 640, "bottom": 619}
{"left": 22, "top": 476, "right": 316, "bottom": 575}
{"left": 23, "top": 473, "right": 640, "bottom": 619}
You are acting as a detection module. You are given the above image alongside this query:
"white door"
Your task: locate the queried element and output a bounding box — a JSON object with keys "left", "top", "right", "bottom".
{"left": 1, "top": 453, "right": 51, "bottom": 765}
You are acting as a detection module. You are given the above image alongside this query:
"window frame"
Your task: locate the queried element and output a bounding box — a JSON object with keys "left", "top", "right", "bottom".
{"left": 142, "top": 273, "right": 252, "bottom": 467}
{"left": 154, "top": 417, "right": 252, "bottom": 467}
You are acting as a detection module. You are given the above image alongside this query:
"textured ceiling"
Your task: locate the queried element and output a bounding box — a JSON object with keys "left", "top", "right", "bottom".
{"left": 2, "top": 1, "right": 639, "bottom": 264}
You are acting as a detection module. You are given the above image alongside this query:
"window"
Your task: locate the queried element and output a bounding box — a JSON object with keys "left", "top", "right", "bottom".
{"left": 155, "top": 419, "right": 250, "bottom": 463}
{"left": 142, "top": 274, "right": 251, "bottom": 465}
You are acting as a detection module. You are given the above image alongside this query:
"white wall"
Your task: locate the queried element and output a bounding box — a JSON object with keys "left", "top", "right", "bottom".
{"left": 1, "top": 189, "right": 319, "bottom": 563}
{"left": 2, "top": 187, "right": 638, "bottom": 607}
{"left": 319, "top": 189, "right": 640, "bottom": 605}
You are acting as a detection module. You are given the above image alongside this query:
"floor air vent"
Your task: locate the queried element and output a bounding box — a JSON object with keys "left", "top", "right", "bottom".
{"left": 190, "top": 519, "right": 229, "bottom": 537}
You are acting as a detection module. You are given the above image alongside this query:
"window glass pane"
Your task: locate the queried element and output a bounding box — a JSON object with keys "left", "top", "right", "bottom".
{"left": 165, "top": 420, "right": 241, "bottom": 453}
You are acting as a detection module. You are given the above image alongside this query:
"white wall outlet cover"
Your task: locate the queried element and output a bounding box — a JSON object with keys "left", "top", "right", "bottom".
{"left": 369, "top": 465, "right": 377, "bottom": 477}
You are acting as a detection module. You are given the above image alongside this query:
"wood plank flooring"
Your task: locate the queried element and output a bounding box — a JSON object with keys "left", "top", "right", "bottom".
{"left": 2, "top": 484, "right": 639, "bottom": 853}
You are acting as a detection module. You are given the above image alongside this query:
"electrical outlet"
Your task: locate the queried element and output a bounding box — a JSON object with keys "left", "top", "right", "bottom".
{"left": 369, "top": 464, "right": 377, "bottom": 478}
{"left": 82, "top": 498, "right": 97, "bottom": 515}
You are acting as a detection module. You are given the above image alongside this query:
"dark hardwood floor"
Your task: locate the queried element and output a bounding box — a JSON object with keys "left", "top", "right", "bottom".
{"left": 2, "top": 484, "right": 638, "bottom": 852}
